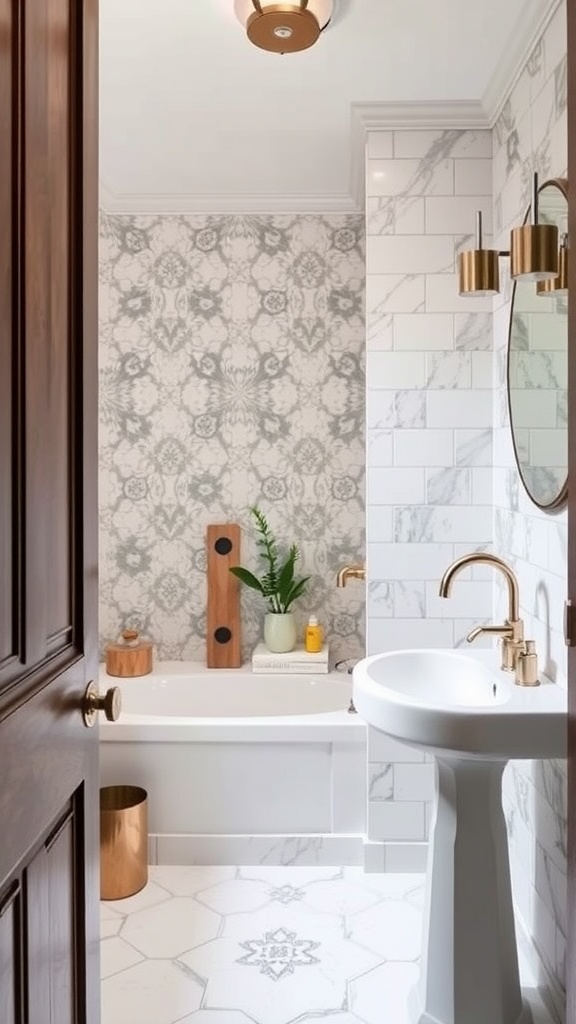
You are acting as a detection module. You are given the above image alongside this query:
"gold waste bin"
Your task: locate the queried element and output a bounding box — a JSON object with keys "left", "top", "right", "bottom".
{"left": 100, "top": 785, "right": 148, "bottom": 900}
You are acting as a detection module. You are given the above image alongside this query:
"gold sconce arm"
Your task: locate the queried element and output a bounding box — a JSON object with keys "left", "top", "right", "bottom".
{"left": 458, "top": 172, "right": 566, "bottom": 295}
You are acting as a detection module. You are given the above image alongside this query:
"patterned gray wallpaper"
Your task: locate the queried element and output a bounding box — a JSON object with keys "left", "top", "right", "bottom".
{"left": 99, "top": 213, "right": 366, "bottom": 663}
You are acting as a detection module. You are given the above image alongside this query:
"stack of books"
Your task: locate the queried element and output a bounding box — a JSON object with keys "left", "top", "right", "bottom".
{"left": 251, "top": 642, "right": 330, "bottom": 674}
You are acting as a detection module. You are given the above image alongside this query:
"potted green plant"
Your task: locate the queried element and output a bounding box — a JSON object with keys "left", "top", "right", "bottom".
{"left": 230, "top": 506, "right": 310, "bottom": 653}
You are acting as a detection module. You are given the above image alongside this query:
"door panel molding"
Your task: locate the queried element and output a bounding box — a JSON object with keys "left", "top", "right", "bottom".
{"left": 0, "top": 1, "right": 100, "bottom": 1020}
{"left": 0, "top": 0, "right": 22, "bottom": 675}
{"left": 0, "top": 0, "right": 98, "bottom": 712}
{"left": 567, "top": 0, "right": 576, "bottom": 1021}
{"left": 0, "top": 884, "right": 21, "bottom": 1024}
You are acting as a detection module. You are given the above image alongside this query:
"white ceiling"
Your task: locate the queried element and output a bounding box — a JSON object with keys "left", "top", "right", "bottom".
{"left": 99, "top": 0, "right": 554, "bottom": 212}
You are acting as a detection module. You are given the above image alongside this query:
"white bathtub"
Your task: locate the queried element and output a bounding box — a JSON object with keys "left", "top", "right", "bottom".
{"left": 99, "top": 662, "right": 367, "bottom": 866}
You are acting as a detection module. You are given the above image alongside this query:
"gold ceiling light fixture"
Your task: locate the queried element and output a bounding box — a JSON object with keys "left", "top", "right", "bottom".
{"left": 234, "top": 0, "right": 334, "bottom": 54}
{"left": 458, "top": 172, "right": 560, "bottom": 295}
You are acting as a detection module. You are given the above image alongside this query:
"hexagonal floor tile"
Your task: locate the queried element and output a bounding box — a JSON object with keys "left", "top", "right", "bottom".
{"left": 100, "top": 936, "right": 144, "bottom": 979}
{"left": 121, "top": 897, "right": 220, "bottom": 958}
{"left": 299, "top": 1016, "right": 368, "bottom": 1024}
{"left": 349, "top": 961, "right": 419, "bottom": 1024}
{"left": 345, "top": 868, "right": 426, "bottom": 904}
{"left": 175, "top": 1013, "right": 257, "bottom": 1023}
{"left": 103, "top": 880, "right": 173, "bottom": 915}
{"left": 101, "top": 959, "right": 203, "bottom": 1024}
{"left": 100, "top": 904, "right": 123, "bottom": 939}
{"left": 348, "top": 898, "right": 422, "bottom": 960}
{"left": 149, "top": 865, "right": 237, "bottom": 896}
{"left": 239, "top": 866, "right": 343, "bottom": 886}
{"left": 180, "top": 904, "right": 381, "bottom": 1024}
{"left": 195, "top": 878, "right": 273, "bottom": 915}
{"left": 300, "top": 878, "right": 383, "bottom": 916}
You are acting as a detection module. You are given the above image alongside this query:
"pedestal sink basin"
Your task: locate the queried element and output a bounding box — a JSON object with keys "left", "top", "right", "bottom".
{"left": 353, "top": 647, "right": 567, "bottom": 1024}
{"left": 353, "top": 647, "right": 566, "bottom": 760}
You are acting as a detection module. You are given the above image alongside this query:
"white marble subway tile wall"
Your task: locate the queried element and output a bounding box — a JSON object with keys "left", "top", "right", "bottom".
{"left": 493, "top": 1, "right": 567, "bottom": 1013}
{"left": 366, "top": 128, "right": 494, "bottom": 657}
{"left": 364, "top": 126, "right": 494, "bottom": 869}
{"left": 493, "top": 1, "right": 567, "bottom": 689}
{"left": 365, "top": 0, "right": 567, "bottom": 1001}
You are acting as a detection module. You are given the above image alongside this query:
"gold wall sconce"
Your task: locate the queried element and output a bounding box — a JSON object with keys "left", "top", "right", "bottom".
{"left": 536, "top": 232, "right": 568, "bottom": 296}
{"left": 458, "top": 211, "right": 500, "bottom": 295}
{"left": 458, "top": 172, "right": 563, "bottom": 295}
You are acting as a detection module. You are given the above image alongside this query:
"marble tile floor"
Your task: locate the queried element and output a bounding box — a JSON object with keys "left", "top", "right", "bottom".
{"left": 101, "top": 865, "right": 558, "bottom": 1024}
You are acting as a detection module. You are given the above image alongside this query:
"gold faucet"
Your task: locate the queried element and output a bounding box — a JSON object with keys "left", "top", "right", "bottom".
{"left": 439, "top": 552, "right": 539, "bottom": 686}
{"left": 337, "top": 563, "right": 366, "bottom": 587}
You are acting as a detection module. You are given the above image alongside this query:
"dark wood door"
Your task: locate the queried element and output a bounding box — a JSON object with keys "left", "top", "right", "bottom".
{"left": 0, "top": 1, "right": 99, "bottom": 1021}
{"left": 569, "top": 2, "right": 576, "bottom": 1022}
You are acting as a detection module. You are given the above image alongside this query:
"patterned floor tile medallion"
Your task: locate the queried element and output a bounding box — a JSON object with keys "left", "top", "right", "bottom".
{"left": 100, "top": 866, "right": 555, "bottom": 1024}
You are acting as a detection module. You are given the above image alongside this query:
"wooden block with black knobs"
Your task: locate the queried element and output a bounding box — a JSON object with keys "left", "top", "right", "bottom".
{"left": 206, "top": 523, "right": 242, "bottom": 668}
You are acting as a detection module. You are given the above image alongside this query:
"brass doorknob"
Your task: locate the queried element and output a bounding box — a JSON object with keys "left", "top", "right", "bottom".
{"left": 83, "top": 681, "right": 122, "bottom": 728}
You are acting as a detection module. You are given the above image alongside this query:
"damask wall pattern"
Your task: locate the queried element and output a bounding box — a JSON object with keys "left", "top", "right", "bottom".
{"left": 99, "top": 213, "right": 366, "bottom": 663}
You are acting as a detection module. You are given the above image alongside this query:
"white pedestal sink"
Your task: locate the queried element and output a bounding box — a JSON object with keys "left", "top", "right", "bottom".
{"left": 353, "top": 648, "right": 566, "bottom": 1024}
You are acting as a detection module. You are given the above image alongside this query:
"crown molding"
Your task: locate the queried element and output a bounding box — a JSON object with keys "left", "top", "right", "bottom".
{"left": 100, "top": 0, "right": 562, "bottom": 218}
{"left": 349, "top": 100, "right": 489, "bottom": 209}
{"left": 99, "top": 180, "right": 361, "bottom": 216}
{"left": 349, "top": 0, "right": 563, "bottom": 211}
{"left": 98, "top": 177, "right": 117, "bottom": 213}
{"left": 482, "top": 0, "right": 562, "bottom": 124}
{"left": 350, "top": 99, "right": 489, "bottom": 132}
{"left": 101, "top": 101, "right": 489, "bottom": 217}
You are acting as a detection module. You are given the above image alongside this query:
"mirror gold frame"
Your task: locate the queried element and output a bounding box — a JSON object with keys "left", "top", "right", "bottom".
{"left": 506, "top": 176, "right": 568, "bottom": 513}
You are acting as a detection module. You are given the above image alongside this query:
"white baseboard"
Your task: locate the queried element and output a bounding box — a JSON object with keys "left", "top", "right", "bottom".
{"left": 148, "top": 832, "right": 430, "bottom": 872}
{"left": 150, "top": 832, "right": 365, "bottom": 867}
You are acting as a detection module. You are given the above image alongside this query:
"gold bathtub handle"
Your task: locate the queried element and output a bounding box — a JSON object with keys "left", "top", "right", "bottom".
{"left": 82, "top": 681, "right": 122, "bottom": 728}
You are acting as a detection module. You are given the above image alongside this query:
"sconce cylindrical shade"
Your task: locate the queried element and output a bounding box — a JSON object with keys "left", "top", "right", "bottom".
{"left": 536, "top": 237, "right": 568, "bottom": 295}
{"left": 234, "top": 1, "right": 333, "bottom": 53}
{"left": 458, "top": 248, "right": 500, "bottom": 295}
{"left": 510, "top": 223, "right": 559, "bottom": 281}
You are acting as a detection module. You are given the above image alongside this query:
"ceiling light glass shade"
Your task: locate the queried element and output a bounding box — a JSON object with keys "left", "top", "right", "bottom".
{"left": 234, "top": 1, "right": 334, "bottom": 53}
{"left": 536, "top": 234, "right": 568, "bottom": 295}
{"left": 457, "top": 211, "right": 500, "bottom": 295}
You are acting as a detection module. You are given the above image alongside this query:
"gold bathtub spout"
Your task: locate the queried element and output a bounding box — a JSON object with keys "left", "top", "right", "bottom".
{"left": 337, "top": 564, "right": 366, "bottom": 588}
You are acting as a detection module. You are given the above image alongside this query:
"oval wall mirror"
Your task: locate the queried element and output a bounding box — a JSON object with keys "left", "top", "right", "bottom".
{"left": 507, "top": 177, "right": 568, "bottom": 512}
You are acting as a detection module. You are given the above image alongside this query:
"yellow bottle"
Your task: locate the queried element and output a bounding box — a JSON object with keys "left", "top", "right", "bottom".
{"left": 305, "top": 615, "right": 323, "bottom": 654}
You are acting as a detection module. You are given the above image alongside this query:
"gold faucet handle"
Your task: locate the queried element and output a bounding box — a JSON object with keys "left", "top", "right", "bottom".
{"left": 501, "top": 637, "right": 526, "bottom": 672}
{"left": 467, "top": 619, "right": 524, "bottom": 643}
{"left": 515, "top": 640, "right": 540, "bottom": 686}
{"left": 466, "top": 623, "right": 513, "bottom": 644}
{"left": 466, "top": 623, "right": 514, "bottom": 672}
{"left": 466, "top": 619, "right": 525, "bottom": 672}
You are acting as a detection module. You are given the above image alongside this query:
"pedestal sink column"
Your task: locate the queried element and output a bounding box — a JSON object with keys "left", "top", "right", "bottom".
{"left": 410, "top": 756, "right": 532, "bottom": 1024}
